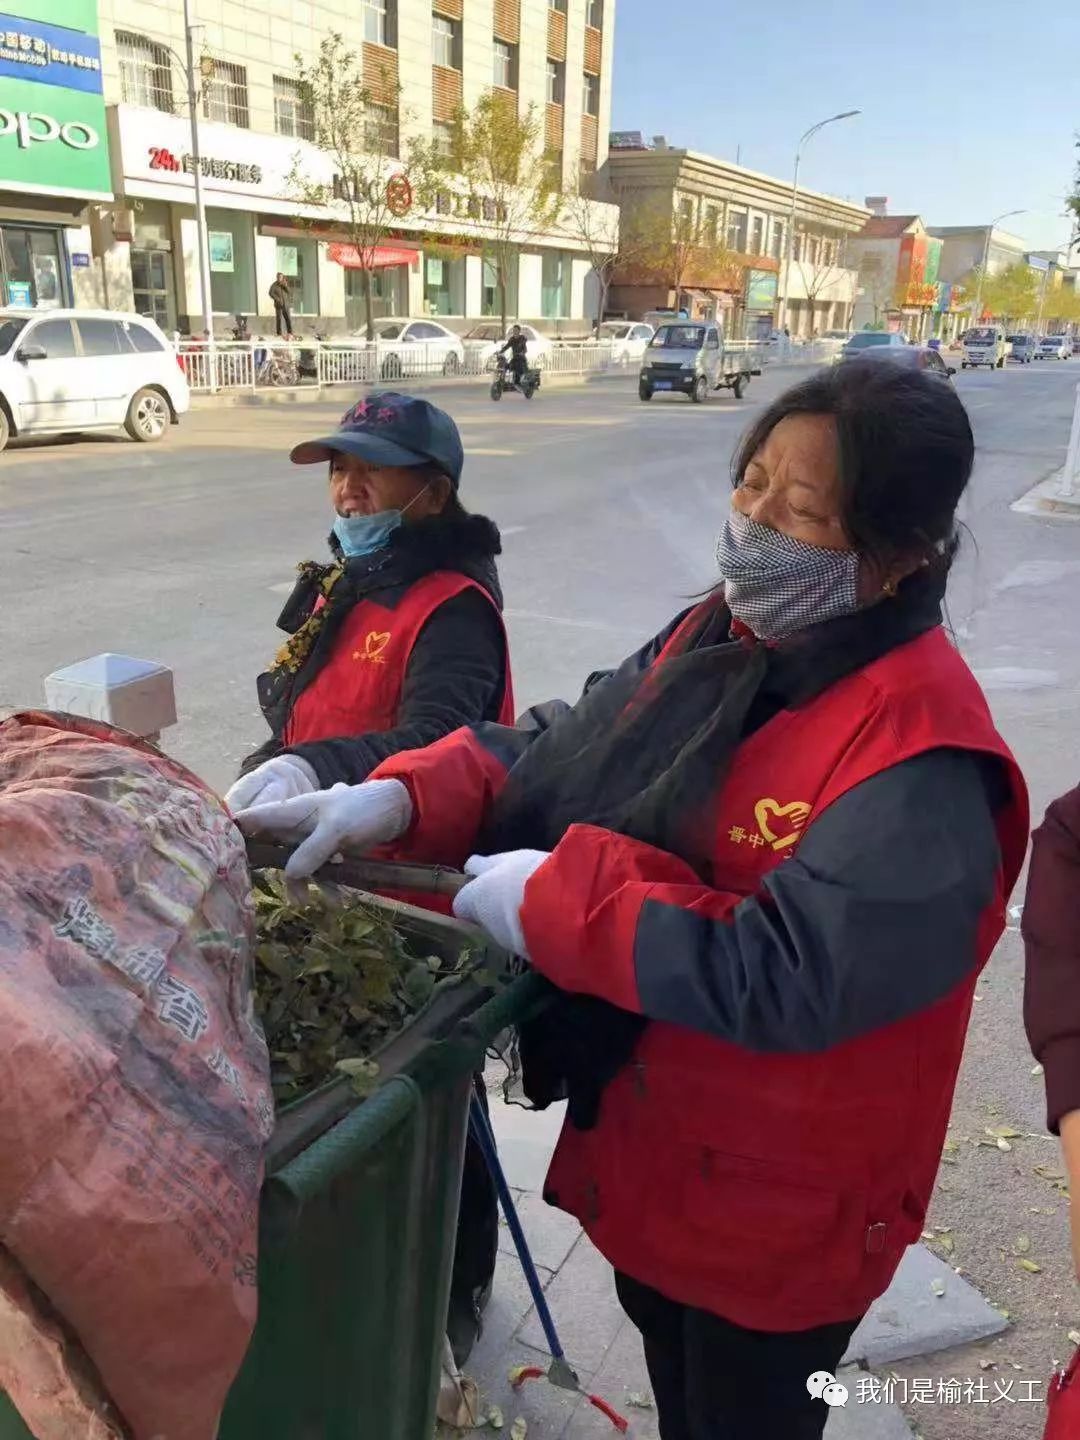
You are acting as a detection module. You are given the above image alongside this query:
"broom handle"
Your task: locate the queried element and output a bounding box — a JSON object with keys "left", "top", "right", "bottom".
{"left": 244, "top": 840, "right": 470, "bottom": 898}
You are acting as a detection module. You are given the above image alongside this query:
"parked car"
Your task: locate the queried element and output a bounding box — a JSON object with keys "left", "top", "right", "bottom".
{"left": 1071, "top": 336, "right": 1080, "bottom": 357}
{"left": 596, "top": 321, "right": 654, "bottom": 364}
{"left": 1037, "top": 334, "right": 1071, "bottom": 360}
{"left": 962, "top": 326, "right": 1008, "bottom": 370}
{"left": 328, "top": 318, "right": 466, "bottom": 378}
{"left": 815, "top": 329, "right": 853, "bottom": 361}
{"left": 461, "top": 322, "right": 552, "bottom": 371}
{"left": 1007, "top": 334, "right": 1037, "bottom": 363}
{"left": 840, "top": 332, "right": 909, "bottom": 361}
{"left": 0, "top": 308, "right": 189, "bottom": 451}
{"left": 852, "top": 344, "right": 956, "bottom": 381}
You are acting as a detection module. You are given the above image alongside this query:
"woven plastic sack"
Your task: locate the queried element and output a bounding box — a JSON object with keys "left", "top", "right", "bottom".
{"left": 0, "top": 712, "right": 272, "bottom": 1440}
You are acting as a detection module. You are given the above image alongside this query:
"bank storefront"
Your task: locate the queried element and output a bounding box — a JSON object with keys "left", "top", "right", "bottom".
{"left": 109, "top": 103, "right": 609, "bottom": 336}
{"left": 0, "top": 0, "right": 111, "bottom": 309}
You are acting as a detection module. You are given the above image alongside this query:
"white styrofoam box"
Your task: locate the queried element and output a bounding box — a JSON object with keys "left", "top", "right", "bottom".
{"left": 44, "top": 654, "right": 177, "bottom": 739}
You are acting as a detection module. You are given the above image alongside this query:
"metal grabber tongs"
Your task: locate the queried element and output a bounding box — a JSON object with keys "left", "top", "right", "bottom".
{"left": 245, "top": 842, "right": 630, "bottom": 1433}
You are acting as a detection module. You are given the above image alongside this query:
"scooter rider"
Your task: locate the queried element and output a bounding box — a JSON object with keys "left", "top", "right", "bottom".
{"left": 498, "top": 325, "right": 529, "bottom": 385}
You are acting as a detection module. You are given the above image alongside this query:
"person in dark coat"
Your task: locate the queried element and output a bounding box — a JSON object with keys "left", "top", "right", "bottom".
{"left": 1023, "top": 786, "right": 1080, "bottom": 1275}
{"left": 269, "top": 273, "right": 293, "bottom": 336}
{"left": 237, "top": 362, "right": 1029, "bottom": 1438}
{"left": 227, "top": 392, "right": 513, "bottom": 1365}
{"left": 227, "top": 391, "right": 513, "bottom": 810}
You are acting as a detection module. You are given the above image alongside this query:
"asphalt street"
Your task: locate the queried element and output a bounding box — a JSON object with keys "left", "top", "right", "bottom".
{"left": 3, "top": 358, "right": 1080, "bottom": 1437}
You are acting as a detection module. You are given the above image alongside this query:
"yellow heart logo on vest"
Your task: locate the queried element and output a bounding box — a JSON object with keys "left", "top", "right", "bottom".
{"left": 754, "top": 798, "right": 812, "bottom": 851}
{"left": 353, "top": 631, "right": 391, "bottom": 665}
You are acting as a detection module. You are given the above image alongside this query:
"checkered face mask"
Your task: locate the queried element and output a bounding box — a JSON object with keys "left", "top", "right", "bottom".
{"left": 716, "top": 508, "right": 861, "bottom": 641}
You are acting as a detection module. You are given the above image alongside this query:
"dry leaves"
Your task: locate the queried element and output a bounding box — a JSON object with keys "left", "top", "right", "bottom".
{"left": 252, "top": 872, "right": 473, "bottom": 1104}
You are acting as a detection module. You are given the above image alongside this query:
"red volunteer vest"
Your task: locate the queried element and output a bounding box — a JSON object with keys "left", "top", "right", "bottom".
{"left": 543, "top": 620, "right": 1028, "bottom": 1332}
{"left": 283, "top": 571, "right": 515, "bottom": 747}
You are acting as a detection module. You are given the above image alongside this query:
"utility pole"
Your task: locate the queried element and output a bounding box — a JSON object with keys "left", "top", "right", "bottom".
{"left": 776, "top": 110, "right": 859, "bottom": 337}
{"left": 183, "top": 0, "right": 216, "bottom": 380}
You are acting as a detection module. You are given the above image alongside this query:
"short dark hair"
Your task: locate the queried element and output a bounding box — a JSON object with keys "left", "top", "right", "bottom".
{"left": 732, "top": 359, "right": 974, "bottom": 570}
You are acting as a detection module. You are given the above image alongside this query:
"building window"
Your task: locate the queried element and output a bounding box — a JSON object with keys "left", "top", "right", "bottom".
{"left": 582, "top": 72, "right": 599, "bottom": 117}
{"left": 116, "top": 31, "right": 173, "bottom": 112}
{"left": 424, "top": 255, "right": 464, "bottom": 315}
{"left": 586, "top": 0, "right": 603, "bottom": 25}
{"left": 549, "top": 0, "right": 567, "bottom": 11}
{"left": 202, "top": 59, "right": 249, "bottom": 128}
{"left": 546, "top": 59, "right": 564, "bottom": 105}
{"left": 749, "top": 215, "right": 765, "bottom": 255}
{"left": 704, "top": 204, "right": 720, "bottom": 243}
{"left": 273, "top": 76, "right": 314, "bottom": 141}
{"left": 0, "top": 225, "right": 68, "bottom": 309}
{"left": 541, "top": 250, "right": 570, "bottom": 318}
{"left": 769, "top": 219, "right": 784, "bottom": 260}
{"left": 365, "top": 0, "right": 389, "bottom": 45}
{"left": 364, "top": 103, "right": 399, "bottom": 157}
{"left": 726, "top": 209, "right": 747, "bottom": 252}
{"left": 676, "top": 196, "right": 693, "bottom": 233}
{"left": 433, "top": 120, "right": 454, "bottom": 159}
{"left": 206, "top": 208, "right": 256, "bottom": 316}
{"left": 432, "top": 14, "right": 460, "bottom": 69}
{"left": 493, "top": 40, "right": 517, "bottom": 89}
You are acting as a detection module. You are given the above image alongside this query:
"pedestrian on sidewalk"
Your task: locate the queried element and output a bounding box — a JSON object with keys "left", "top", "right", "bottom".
{"left": 269, "top": 272, "right": 293, "bottom": 337}
{"left": 236, "top": 362, "right": 1028, "bottom": 1439}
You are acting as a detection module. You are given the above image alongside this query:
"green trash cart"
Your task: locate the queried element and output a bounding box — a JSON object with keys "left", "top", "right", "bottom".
{"left": 0, "top": 857, "right": 550, "bottom": 1440}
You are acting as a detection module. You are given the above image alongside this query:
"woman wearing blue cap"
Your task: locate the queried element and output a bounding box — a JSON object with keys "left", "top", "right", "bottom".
{"left": 227, "top": 391, "right": 514, "bottom": 810}
{"left": 226, "top": 391, "right": 514, "bottom": 1363}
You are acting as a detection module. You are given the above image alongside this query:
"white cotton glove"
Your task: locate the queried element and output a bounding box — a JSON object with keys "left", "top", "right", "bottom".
{"left": 224, "top": 754, "right": 319, "bottom": 813}
{"left": 234, "top": 779, "right": 413, "bottom": 878}
{"left": 452, "top": 850, "right": 551, "bottom": 957}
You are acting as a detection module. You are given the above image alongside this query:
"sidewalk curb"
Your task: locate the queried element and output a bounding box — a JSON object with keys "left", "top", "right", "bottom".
{"left": 1011, "top": 469, "right": 1080, "bottom": 520}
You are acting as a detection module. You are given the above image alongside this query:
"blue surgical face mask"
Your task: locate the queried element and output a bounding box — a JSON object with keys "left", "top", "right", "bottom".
{"left": 332, "top": 509, "right": 403, "bottom": 558}
{"left": 331, "top": 483, "right": 429, "bottom": 559}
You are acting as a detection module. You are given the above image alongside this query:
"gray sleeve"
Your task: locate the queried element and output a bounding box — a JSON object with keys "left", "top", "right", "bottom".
{"left": 634, "top": 748, "right": 1002, "bottom": 1052}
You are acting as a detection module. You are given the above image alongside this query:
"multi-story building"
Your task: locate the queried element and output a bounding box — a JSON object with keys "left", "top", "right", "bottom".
{"left": 0, "top": 0, "right": 618, "bottom": 334}
{"left": 600, "top": 137, "right": 869, "bottom": 339}
{"left": 847, "top": 210, "right": 948, "bottom": 342}
{"left": 927, "top": 223, "right": 1029, "bottom": 289}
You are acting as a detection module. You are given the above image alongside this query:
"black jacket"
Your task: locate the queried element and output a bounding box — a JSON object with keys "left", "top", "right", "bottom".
{"left": 269, "top": 279, "right": 290, "bottom": 307}
{"left": 240, "top": 513, "right": 508, "bottom": 787}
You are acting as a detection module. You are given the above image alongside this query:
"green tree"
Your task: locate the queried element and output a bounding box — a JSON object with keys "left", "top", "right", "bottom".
{"left": 415, "top": 94, "right": 562, "bottom": 333}
{"left": 287, "top": 34, "right": 432, "bottom": 340}
{"left": 960, "top": 263, "right": 1039, "bottom": 327}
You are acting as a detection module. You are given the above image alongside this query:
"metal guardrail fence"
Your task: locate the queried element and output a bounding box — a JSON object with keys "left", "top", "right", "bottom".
{"left": 173, "top": 335, "right": 824, "bottom": 396}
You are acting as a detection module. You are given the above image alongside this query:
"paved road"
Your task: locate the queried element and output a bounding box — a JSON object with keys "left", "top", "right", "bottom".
{"left": 4, "top": 357, "right": 1080, "bottom": 1436}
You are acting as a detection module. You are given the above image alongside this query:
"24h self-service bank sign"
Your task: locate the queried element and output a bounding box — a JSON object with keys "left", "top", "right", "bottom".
{"left": 0, "top": 0, "right": 111, "bottom": 200}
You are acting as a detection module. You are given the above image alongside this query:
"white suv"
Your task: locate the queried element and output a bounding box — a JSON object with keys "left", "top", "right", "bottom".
{"left": 0, "top": 308, "right": 190, "bottom": 451}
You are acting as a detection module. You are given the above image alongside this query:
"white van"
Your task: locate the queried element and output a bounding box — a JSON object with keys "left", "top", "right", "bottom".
{"left": 0, "top": 308, "right": 190, "bottom": 451}
{"left": 961, "top": 326, "right": 1007, "bottom": 371}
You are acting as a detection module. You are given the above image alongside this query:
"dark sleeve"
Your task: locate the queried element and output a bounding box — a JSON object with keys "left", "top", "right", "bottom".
{"left": 522, "top": 749, "right": 1002, "bottom": 1053}
{"left": 284, "top": 590, "right": 506, "bottom": 787}
{"left": 238, "top": 732, "right": 283, "bottom": 775}
{"left": 1023, "top": 785, "right": 1080, "bottom": 1133}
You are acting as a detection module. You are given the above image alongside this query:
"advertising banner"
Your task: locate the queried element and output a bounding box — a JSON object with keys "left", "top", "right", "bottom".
{"left": 0, "top": 1, "right": 110, "bottom": 199}
{"left": 746, "top": 269, "right": 778, "bottom": 309}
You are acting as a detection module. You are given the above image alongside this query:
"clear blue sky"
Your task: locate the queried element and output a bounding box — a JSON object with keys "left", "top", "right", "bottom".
{"left": 610, "top": 0, "right": 1078, "bottom": 254}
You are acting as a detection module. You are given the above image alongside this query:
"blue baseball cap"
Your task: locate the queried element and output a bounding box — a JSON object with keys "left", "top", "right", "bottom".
{"left": 290, "top": 391, "right": 464, "bottom": 488}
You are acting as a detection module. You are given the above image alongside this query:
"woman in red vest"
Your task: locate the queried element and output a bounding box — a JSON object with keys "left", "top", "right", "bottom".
{"left": 226, "top": 390, "right": 514, "bottom": 1366}
{"left": 225, "top": 390, "right": 514, "bottom": 815}
{"left": 237, "top": 362, "right": 1028, "bottom": 1438}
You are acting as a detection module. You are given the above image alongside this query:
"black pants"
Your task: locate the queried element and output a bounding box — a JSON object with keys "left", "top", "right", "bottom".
{"left": 616, "top": 1272, "right": 862, "bottom": 1440}
{"left": 274, "top": 302, "right": 292, "bottom": 336}
{"left": 509, "top": 354, "right": 527, "bottom": 383}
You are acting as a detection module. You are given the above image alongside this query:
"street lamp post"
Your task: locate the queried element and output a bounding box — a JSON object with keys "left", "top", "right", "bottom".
{"left": 183, "top": 0, "right": 216, "bottom": 360}
{"left": 971, "top": 209, "right": 1026, "bottom": 325}
{"left": 776, "top": 110, "right": 860, "bottom": 338}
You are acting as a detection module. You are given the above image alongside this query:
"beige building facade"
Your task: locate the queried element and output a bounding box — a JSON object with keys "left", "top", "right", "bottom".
{"left": 26, "top": 0, "right": 618, "bottom": 335}
{"left": 602, "top": 142, "right": 869, "bottom": 339}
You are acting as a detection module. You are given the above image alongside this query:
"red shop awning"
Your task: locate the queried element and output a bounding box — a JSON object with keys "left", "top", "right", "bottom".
{"left": 327, "top": 242, "right": 419, "bottom": 270}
